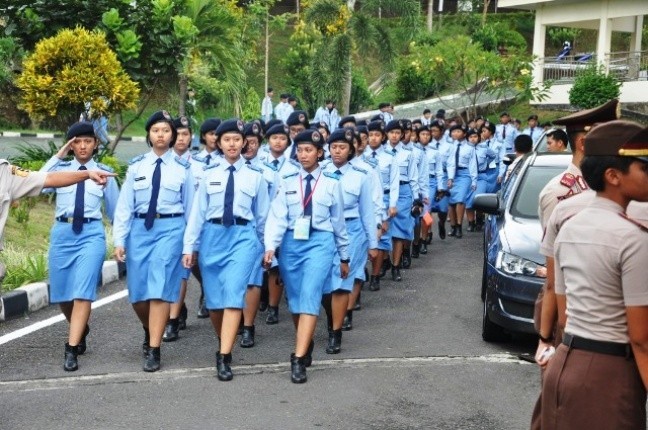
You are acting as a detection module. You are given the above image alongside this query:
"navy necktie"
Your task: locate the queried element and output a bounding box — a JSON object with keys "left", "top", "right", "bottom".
{"left": 436, "top": 141, "right": 439, "bottom": 149}
{"left": 144, "top": 159, "right": 162, "bottom": 230}
{"left": 502, "top": 126, "right": 506, "bottom": 139}
{"left": 303, "top": 174, "right": 313, "bottom": 216}
{"left": 392, "top": 148, "right": 397, "bottom": 154}
{"left": 223, "top": 165, "right": 235, "bottom": 226}
{"left": 272, "top": 159, "right": 279, "bottom": 169}
{"left": 245, "top": 160, "right": 251, "bottom": 165}
{"left": 455, "top": 143, "right": 461, "bottom": 167}
{"left": 371, "top": 151, "right": 377, "bottom": 158}
{"left": 205, "top": 154, "right": 212, "bottom": 165}
{"left": 334, "top": 169, "right": 342, "bottom": 176}
{"left": 72, "top": 165, "right": 87, "bottom": 234}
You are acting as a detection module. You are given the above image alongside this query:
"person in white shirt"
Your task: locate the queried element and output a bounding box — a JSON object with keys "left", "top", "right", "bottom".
{"left": 421, "top": 109, "right": 432, "bottom": 126}
{"left": 521, "top": 114, "right": 542, "bottom": 143}
{"left": 274, "top": 94, "right": 289, "bottom": 123}
{"left": 261, "top": 87, "right": 274, "bottom": 123}
{"left": 314, "top": 100, "right": 340, "bottom": 133}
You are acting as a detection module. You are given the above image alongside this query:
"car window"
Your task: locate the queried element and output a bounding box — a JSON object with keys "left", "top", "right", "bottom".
{"left": 510, "top": 166, "right": 565, "bottom": 219}
{"left": 534, "top": 130, "right": 573, "bottom": 154}
{"left": 501, "top": 155, "right": 526, "bottom": 203}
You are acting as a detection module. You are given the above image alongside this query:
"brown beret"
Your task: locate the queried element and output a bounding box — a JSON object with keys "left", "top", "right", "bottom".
{"left": 584, "top": 120, "right": 648, "bottom": 162}
{"left": 553, "top": 99, "right": 620, "bottom": 133}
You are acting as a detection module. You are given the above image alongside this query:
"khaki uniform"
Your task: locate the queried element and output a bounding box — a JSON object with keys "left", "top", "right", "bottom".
{"left": 627, "top": 201, "right": 648, "bottom": 225}
{"left": 537, "top": 163, "right": 589, "bottom": 231}
{"left": 541, "top": 196, "right": 648, "bottom": 429}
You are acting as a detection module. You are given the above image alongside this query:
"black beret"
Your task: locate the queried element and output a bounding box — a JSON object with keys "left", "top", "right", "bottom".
{"left": 327, "top": 127, "right": 355, "bottom": 145}
{"left": 449, "top": 124, "right": 467, "bottom": 134}
{"left": 435, "top": 109, "right": 446, "bottom": 118}
{"left": 216, "top": 118, "right": 245, "bottom": 136}
{"left": 553, "top": 99, "right": 620, "bottom": 134}
{"left": 367, "top": 121, "right": 385, "bottom": 133}
{"left": 264, "top": 119, "right": 283, "bottom": 134}
{"left": 585, "top": 120, "right": 648, "bottom": 162}
{"left": 200, "top": 118, "right": 221, "bottom": 135}
{"left": 356, "top": 125, "right": 368, "bottom": 135}
{"left": 370, "top": 114, "right": 384, "bottom": 123}
{"left": 315, "top": 121, "right": 330, "bottom": 133}
{"left": 244, "top": 122, "right": 263, "bottom": 139}
{"left": 385, "top": 119, "right": 403, "bottom": 133}
{"left": 172, "top": 116, "right": 191, "bottom": 130}
{"left": 66, "top": 122, "right": 95, "bottom": 140}
{"left": 286, "top": 110, "right": 310, "bottom": 128}
{"left": 294, "top": 129, "right": 324, "bottom": 147}
{"left": 145, "top": 110, "right": 174, "bottom": 132}
{"left": 265, "top": 123, "right": 290, "bottom": 140}
{"left": 338, "top": 116, "right": 356, "bottom": 127}
{"left": 430, "top": 120, "right": 445, "bottom": 130}
{"left": 356, "top": 119, "right": 367, "bottom": 127}
{"left": 466, "top": 128, "right": 480, "bottom": 138}
{"left": 400, "top": 119, "right": 411, "bottom": 130}
{"left": 481, "top": 121, "right": 496, "bottom": 134}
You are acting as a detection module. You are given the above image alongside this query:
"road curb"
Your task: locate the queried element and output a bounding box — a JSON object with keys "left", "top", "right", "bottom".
{"left": 0, "top": 260, "right": 125, "bottom": 322}
{"left": 0, "top": 132, "right": 144, "bottom": 141}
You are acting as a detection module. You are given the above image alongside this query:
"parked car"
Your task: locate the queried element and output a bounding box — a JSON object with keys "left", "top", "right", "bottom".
{"left": 473, "top": 152, "right": 571, "bottom": 342}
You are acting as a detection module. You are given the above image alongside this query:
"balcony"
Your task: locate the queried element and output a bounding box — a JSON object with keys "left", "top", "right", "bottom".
{"left": 539, "top": 50, "right": 648, "bottom": 84}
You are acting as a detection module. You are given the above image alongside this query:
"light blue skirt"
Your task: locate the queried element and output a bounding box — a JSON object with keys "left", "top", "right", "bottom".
{"left": 485, "top": 167, "right": 500, "bottom": 193}
{"left": 327, "top": 218, "right": 369, "bottom": 293}
{"left": 428, "top": 176, "right": 449, "bottom": 213}
{"left": 390, "top": 183, "right": 414, "bottom": 240}
{"left": 247, "top": 238, "right": 265, "bottom": 288}
{"left": 49, "top": 221, "right": 105, "bottom": 303}
{"left": 449, "top": 169, "right": 472, "bottom": 205}
{"left": 279, "top": 230, "right": 335, "bottom": 316}
{"left": 378, "top": 193, "right": 392, "bottom": 251}
{"left": 199, "top": 222, "right": 257, "bottom": 310}
{"left": 126, "top": 217, "right": 185, "bottom": 303}
{"left": 467, "top": 172, "right": 490, "bottom": 209}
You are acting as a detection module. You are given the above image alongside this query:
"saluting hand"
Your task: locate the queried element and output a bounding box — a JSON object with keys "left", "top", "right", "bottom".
{"left": 263, "top": 250, "right": 275, "bottom": 270}
{"left": 56, "top": 138, "right": 75, "bottom": 159}
{"left": 340, "top": 262, "right": 349, "bottom": 279}
{"left": 114, "top": 246, "right": 126, "bottom": 263}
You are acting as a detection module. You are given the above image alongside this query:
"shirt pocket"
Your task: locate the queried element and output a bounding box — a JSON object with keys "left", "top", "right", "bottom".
{"left": 133, "top": 179, "right": 151, "bottom": 206}
{"left": 160, "top": 180, "right": 182, "bottom": 204}
{"left": 342, "top": 183, "right": 360, "bottom": 208}
{"left": 85, "top": 184, "right": 104, "bottom": 210}
{"left": 398, "top": 161, "right": 409, "bottom": 176}
{"left": 313, "top": 191, "right": 333, "bottom": 224}
{"left": 55, "top": 185, "right": 75, "bottom": 208}
{"left": 285, "top": 191, "right": 302, "bottom": 218}
{"left": 206, "top": 182, "right": 225, "bottom": 210}
{"left": 237, "top": 184, "right": 256, "bottom": 211}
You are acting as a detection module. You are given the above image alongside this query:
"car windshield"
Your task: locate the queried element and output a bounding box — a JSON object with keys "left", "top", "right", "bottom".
{"left": 510, "top": 166, "right": 566, "bottom": 219}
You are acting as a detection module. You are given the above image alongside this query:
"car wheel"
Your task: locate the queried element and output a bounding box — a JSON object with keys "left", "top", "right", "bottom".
{"left": 482, "top": 290, "right": 511, "bottom": 342}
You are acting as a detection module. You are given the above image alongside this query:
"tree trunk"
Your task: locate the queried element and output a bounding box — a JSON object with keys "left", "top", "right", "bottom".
{"left": 264, "top": 11, "right": 269, "bottom": 95}
{"left": 482, "top": 0, "right": 491, "bottom": 25}
{"left": 108, "top": 84, "right": 157, "bottom": 154}
{"left": 178, "top": 74, "right": 188, "bottom": 116}
{"left": 427, "top": 0, "right": 433, "bottom": 32}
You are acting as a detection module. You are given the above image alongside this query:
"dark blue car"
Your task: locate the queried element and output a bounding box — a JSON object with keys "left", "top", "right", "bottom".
{"left": 474, "top": 152, "right": 570, "bottom": 342}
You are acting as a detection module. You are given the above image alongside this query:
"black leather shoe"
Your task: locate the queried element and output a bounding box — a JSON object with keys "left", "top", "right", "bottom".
{"left": 240, "top": 325, "right": 255, "bottom": 348}
{"left": 265, "top": 306, "right": 279, "bottom": 325}
{"left": 402, "top": 253, "right": 411, "bottom": 269}
{"left": 326, "top": 329, "right": 342, "bottom": 354}
{"left": 342, "top": 312, "right": 353, "bottom": 331}
{"left": 216, "top": 352, "right": 233, "bottom": 381}
{"left": 143, "top": 346, "right": 161, "bottom": 372}
{"left": 456, "top": 225, "right": 463, "bottom": 238}
{"left": 378, "top": 259, "right": 391, "bottom": 278}
{"left": 467, "top": 221, "right": 476, "bottom": 232}
{"left": 426, "top": 232, "right": 433, "bottom": 244}
{"left": 439, "top": 223, "right": 446, "bottom": 240}
{"left": 64, "top": 343, "right": 78, "bottom": 372}
{"left": 391, "top": 266, "right": 402, "bottom": 282}
{"left": 368, "top": 275, "right": 380, "bottom": 291}
{"left": 77, "top": 325, "right": 90, "bottom": 355}
{"left": 142, "top": 327, "right": 150, "bottom": 358}
{"left": 420, "top": 242, "right": 428, "bottom": 255}
{"left": 197, "top": 297, "right": 209, "bottom": 319}
{"left": 304, "top": 340, "right": 315, "bottom": 367}
{"left": 353, "top": 292, "right": 361, "bottom": 311}
{"left": 259, "top": 301, "right": 268, "bottom": 312}
{"left": 163, "top": 319, "right": 179, "bottom": 342}
{"left": 411, "top": 244, "right": 420, "bottom": 259}
{"left": 290, "top": 354, "right": 307, "bottom": 384}
{"left": 448, "top": 225, "right": 457, "bottom": 237}
{"left": 178, "top": 304, "right": 188, "bottom": 330}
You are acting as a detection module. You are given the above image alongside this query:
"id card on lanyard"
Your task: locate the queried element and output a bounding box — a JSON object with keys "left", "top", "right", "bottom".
{"left": 294, "top": 172, "right": 321, "bottom": 241}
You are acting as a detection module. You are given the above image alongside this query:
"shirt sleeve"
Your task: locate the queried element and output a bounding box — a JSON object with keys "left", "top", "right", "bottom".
{"left": 112, "top": 166, "right": 135, "bottom": 248}
{"left": 103, "top": 177, "right": 120, "bottom": 224}
{"left": 620, "top": 230, "right": 648, "bottom": 306}
{"left": 388, "top": 160, "right": 399, "bottom": 208}
{"left": 418, "top": 152, "right": 429, "bottom": 200}
{"left": 359, "top": 174, "right": 378, "bottom": 249}
{"left": 264, "top": 179, "right": 289, "bottom": 252}
{"left": 330, "top": 180, "right": 349, "bottom": 260}
{"left": 253, "top": 172, "right": 270, "bottom": 243}
{"left": 183, "top": 178, "right": 208, "bottom": 255}
{"left": 408, "top": 152, "right": 419, "bottom": 197}
{"left": 8, "top": 167, "right": 46, "bottom": 200}
{"left": 554, "top": 243, "right": 566, "bottom": 295}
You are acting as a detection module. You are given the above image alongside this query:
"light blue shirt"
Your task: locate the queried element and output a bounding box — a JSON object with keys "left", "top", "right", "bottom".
{"left": 385, "top": 142, "right": 420, "bottom": 196}
{"left": 182, "top": 157, "right": 269, "bottom": 254}
{"left": 496, "top": 123, "right": 518, "bottom": 152}
{"left": 113, "top": 149, "right": 195, "bottom": 248}
{"left": 433, "top": 138, "right": 453, "bottom": 191}
{"left": 351, "top": 155, "right": 386, "bottom": 224}
{"left": 363, "top": 145, "right": 400, "bottom": 208}
{"left": 246, "top": 155, "right": 280, "bottom": 202}
{"left": 264, "top": 165, "right": 349, "bottom": 260}
{"left": 313, "top": 106, "right": 340, "bottom": 132}
{"left": 446, "top": 140, "right": 478, "bottom": 187}
{"left": 404, "top": 141, "right": 429, "bottom": 200}
{"left": 263, "top": 154, "right": 300, "bottom": 178}
{"left": 40, "top": 156, "right": 119, "bottom": 223}
{"left": 481, "top": 138, "right": 507, "bottom": 179}
{"left": 474, "top": 141, "right": 497, "bottom": 173}
{"left": 421, "top": 143, "right": 444, "bottom": 192}
{"left": 324, "top": 162, "right": 378, "bottom": 249}
{"left": 521, "top": 127, "right": 541, "bottom": 143}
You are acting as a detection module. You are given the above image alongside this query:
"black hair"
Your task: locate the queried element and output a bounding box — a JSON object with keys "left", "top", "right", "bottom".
{"left": 566, "top": 130, "right": 585, "bottom": 152}
{"left": 580, "top": 156, "right": 634, "bottom": 192}
{"left": 546, "top": 129, "right": 568, "bottom": 147}
{"left": 514, "top": 134, "right": 533, "bottom": 153}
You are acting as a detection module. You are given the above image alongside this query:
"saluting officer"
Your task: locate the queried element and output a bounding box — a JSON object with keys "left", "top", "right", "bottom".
{"left": 113, "top": 111, "right": 195, "bottom": 372}
{"left": 263, "top": 129, "right": 349, "bottom": 384}
{"left": 446, "top": 125, "right": 477, "bottom": 238}
{"left": 40, "top": 122, "right": 119, "bottom": 371}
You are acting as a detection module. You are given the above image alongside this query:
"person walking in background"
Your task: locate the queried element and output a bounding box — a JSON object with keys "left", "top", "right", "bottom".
{"left": 261, "top": 88, "right": 274, "bottom": 123}
{"left": 522, "top": 114, "right": 541, "bottom": 143}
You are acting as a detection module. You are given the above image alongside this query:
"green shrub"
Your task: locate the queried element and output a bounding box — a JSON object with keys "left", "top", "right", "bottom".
{"left": 0, "top": 243, "right": 48, "bottom": 292}
{"left": 9, "top": 141, "right": 58, "bottom": 165}
{"left": 569, "top": 65, "right": 621, "bottom": 109}
{"left": 350, "top": 72, "right": 373, "bottom": 114}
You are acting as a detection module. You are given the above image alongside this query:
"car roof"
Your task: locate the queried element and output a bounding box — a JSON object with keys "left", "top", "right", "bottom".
{"left": 527, "top": 153, "right": 572, "bottom": 168}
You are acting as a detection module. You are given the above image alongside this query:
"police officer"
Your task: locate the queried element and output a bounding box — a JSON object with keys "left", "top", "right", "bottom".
{"left": 113, "top": 110, "right": 195, "bottom": 372}
{"left": 540, "top": 120, "right": 648, "bottom": 429}
{"left": 263, "top": 129, "right": 349, "bottom": 383}
{"left": 40, "top": 122, "right": 119, "bottom": 371}
{"left": 446, "top": 125, "right": 477, "bottom": 238}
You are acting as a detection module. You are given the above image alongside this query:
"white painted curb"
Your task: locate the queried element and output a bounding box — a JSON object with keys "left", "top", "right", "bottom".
{"left": 17, "top": 282, "right": 49, "bottom": 312}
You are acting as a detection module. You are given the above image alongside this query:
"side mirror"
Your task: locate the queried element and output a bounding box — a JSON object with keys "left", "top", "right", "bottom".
{"left": 473, "top": 193, "right": 501, "bottom": 215}
{"left": 502, "top": 153, "right": 516, "bottom": 166}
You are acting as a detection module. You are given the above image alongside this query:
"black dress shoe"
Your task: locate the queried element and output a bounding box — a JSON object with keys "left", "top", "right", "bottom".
{"left": 237, "top": 321, "right": 244, "bottom": 336}
{"left": 448, "top": 225, "right": 457, "bottom": 237}
{"left": 163, "top": 318, "right": 179, "bottom": 342}
{"left": 290, "top": 354, "right": 307, "bottom": 384}
{"left": 265, "top": 306, "right": 279, "bottom": 325}
{"left": 77, "top": 325, "right": 90, "bottom": 355}
{"left": 240, "top": 325, "right": 255, "bottom": 348}
{"left": 64, "top": 343, "right": 78, "bottom": 372}
{"left": 420, "top": 242, "right": 428, "bottom": 254}
{"left": 259, "top": 301, "right": 268, "bottom": 312}
{"left": 391, "top": 266, "right": 402, "bottom": 282}
{"left": 178, "top": 304, "right": 188, "bottom": 330}
{"left": 326, "top": 329, "right": 342, "bottom": 354}
{"left": 411, "top": 244, "right": 420, "bottom": 259}
{"left": 304, "top": 340, "right": 315, "bottom": 367}
{"left": 216, "top": 352, "right": 233, "bottom": 381}
{"left": 378, "top": 259, "right": 391, "bottom": 278}
{"left": 402, "top": 253, "right": 411, "bottom": 269}
{"left": 342, "top": 313, "right": 353, "bottom": 331}
{"left": 368, "top": 275, "right": 380, "bottom": 291}
{"left": 197, "top": 298, "right": 209, "bottom": 319}
{"left": 439, "top": 223, "right": 446, "bottom": 240}
{"left": 143, "top": 346, "right": 161, "bottom": 372}
{"left": 467, "top": 221, "right": 476, "bottom": 232}
{"left": 426, "top": 232, "right": 433, "bottom": 244}
{"left": 142, "top": 327, "right": 150, "bottom": 358}
{"left": 456, "top": 225, "right": 463, "bottom": 238}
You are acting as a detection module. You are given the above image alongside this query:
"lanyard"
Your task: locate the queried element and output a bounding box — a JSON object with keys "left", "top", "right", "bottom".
{"left": 299, "top": 172, "right": 322, "bottom": 212}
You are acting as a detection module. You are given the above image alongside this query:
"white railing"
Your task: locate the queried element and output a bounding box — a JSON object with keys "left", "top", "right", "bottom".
{"left": 538, "top": 50, "right": 648, "bottom": 83}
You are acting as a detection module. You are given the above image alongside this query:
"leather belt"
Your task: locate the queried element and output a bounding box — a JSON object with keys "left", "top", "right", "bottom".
{"left": 344, "top": 217, "right": 358, "bottom": 221}
{"left": 135, "top": 213, "right": 184, "bottom": 219}
{"left": 429, "top": 174, "right": 436, "bottom": 178}
{"left": 383, "top": 189, "right": 390, "bottom": 194}
{"left": 562, "top": 333, "right": 633, "bottom": 359}
{"left": 457, "top": 167, "right": 467, "bottom": 170}
{"left": 399, "top": 181, "right": 409, "bottom": 185}
{"left": 209, "top": 217, "right": 249, "bottom": 226}
{"left": 56, "top": 216, "right": 100, "bottom": 224}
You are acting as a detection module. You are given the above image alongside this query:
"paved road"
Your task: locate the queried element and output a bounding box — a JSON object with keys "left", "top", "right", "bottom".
{"left": 0, "top": 226, "right": 539, "bottom": 429}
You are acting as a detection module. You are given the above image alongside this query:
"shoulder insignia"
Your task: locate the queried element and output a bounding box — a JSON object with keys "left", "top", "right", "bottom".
{"left": 575, "top": 175, "right": 589, "bottom": 191}
{"left": 352, "top": 165, "right": 368, "bottom": 175}
{"left": 203, "top": 163, "right": 219, "bottom": 171}
{"left": 10, "top": 165, "right": 31, "bottom": 177}
{"left": 288, "top": 158, "right": 301, "bottom": 168}
{"left": 58, "top": 161, "right": 72, "bottom": 167}
{"left": 323, "top": 171, "right": 340, "bottom": 180}
{"left": 191, "top": 154, "right": 206, "bottom": 163}
{"left": 96, "top": 162, "right": 114, "bottom": 173}
{"left": 619, "top": 213, "right": 648, "bottom": 233}
{"left": 402, "top": 145, "right": 412, "bottom": 152}
{"left": 385, "top": 150, "right": 396, "bottom": 157}
{"left": 174, "top": 156, "right": 190, "bottom": 169}
{"left": 362, "top": 156, "right": 378, "bottom": 167}
{"left": 263, "top": 161, "right": 278, "bottom": 172}
{"left": 559, "top": 172, "right": 576, "bottom": 188}
{"left": 246, "top": 163, "right": 263, "bottom": 173}
{"left": 282, "top": 171, "right": 299, "bottom": 180}
{"left": 128, "top": 154, "right": 146, "bottom": 165}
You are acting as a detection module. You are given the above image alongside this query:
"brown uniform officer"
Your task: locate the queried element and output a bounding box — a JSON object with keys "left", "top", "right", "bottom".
{"left": 540, "top": 120, "right": 648, "bottom": 429}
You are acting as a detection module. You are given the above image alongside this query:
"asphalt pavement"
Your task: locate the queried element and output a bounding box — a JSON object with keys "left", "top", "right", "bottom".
{"left": 0, "top": 227, "right": 539, "bottom": 429}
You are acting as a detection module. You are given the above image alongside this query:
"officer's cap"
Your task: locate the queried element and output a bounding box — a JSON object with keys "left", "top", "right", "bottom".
{"left": 172, "top": 116, "right": 191, "bottom": 130}
{"left": 385, "top": 119, "right": 403, "bottom": 134}
{"left": 200, "top": 118, "right": 221, "bottom": 135}
{"left": 145, "top": 110, "right": 174, "bottom": 132}
{"left": 338, "top": 116, "right": 356, "bottom": 127}
{"left": 527, "top": 114, "right": 539, "bottom": 121}
{"left": 244, "top": 122, "right": 263, "bottom": 139}
{"left": 265, "top": 123, "right": 290, "bottom": 140}
{"left": 286, "top": 110, "right": 310, "bottom": 128}
{"left": 368, "top": 121, "right": 385, "bottom": 133}
{"left": 481, "top": 121, "right": 496, "bottom": 134}
{"left": 294, "top": 129, "right": 324, "bottom": 147}
{"left": 327, "top": 127, "right": 355, "bottom": 145}
{"left": 66, "top": 122, "right": 95, "bottom": 140}
{"left": 553, "top": 99, "right": 620, "bottom": 134}
{"left": 215, "top": 118, "right": 245, "bottom": 137}
{"left": 585, "top": 120, "right": 648, "bottom": 162}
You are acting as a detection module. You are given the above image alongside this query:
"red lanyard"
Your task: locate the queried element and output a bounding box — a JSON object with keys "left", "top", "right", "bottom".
{"left": 299, "top": 172, "right": 322, "bottom": 212}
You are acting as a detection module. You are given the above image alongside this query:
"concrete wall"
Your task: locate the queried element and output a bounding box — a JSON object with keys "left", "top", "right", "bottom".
{"left": 532, "top": 80, "right": 648, "bottom": 106}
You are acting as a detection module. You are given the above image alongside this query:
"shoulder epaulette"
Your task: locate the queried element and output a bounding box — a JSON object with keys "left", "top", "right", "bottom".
{"left": 414, "top": 143, "right": 423, "bottom": 150}
{"left": 203, "top": 163, "right": 219, "bottom": 171}
{"left": 402, "top": 145, "right": 412, "bottom": 152}
{"left": 96, "top": 162, "right": 114, "bottom": 173}
{"left": 246, "top": 163, "right": 263, "bottom": 173}
{"left": 58, "top": 161, "right": 72, "bottom": 167}
{"left": 288, "top": 158, "right": 301, "bottom": 168}
{"left": 362, "top": 156, "right": 378, "bottom": 167}
{"left": 619, "top": 213, "right": 648, "bottom": 233}
{"left": 282, "top": 171, "right": 299, "bottom": 180}
{"left": 174, "top": 156, "right": 190, "bottom": 169}
{"left": 263, "top": 161, "right": 278, "bottom": 172}
{"left": 385, "top": 150, "right": 396, "bottom": 156}
{"left": 559, "top": 172, "right": 576, "bottom": 188}
{"left": 323, "top": 171, "right": 340, "bottom": 180}
{"left": 192, "top": 154, "right": 206, "bottom": 163}
{"left": 352, "top": 165, "right": 368, "bottom": 175}
{"left": 128, "top": 154, "right": 146, "bottom": 165}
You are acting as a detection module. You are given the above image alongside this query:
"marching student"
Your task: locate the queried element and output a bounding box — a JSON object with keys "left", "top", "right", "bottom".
{"left": 40, "top": 122, "right": 119, "bottom": 371}
{"left": 405, "top": 122, "right": 429, "bottom": 259}
{"left": 113, "top": 110, "right": 195, "bottom": 372}
{"left": 465, "top": 128, "right": 495, "bottom": 232}
{"left": 417, "top": 124, "right": 443, "bottom": 252}
{"left": 183, "top": 119, "right": 269, "bottom": 381}
{"left": 263, "top": 129, "right": 349, "bottom": 383}
{"left": 446, "top": 125, "right": 477, "bottom": 238}
{"left": 427, "top": 121, "right": 451, "bottom": 240}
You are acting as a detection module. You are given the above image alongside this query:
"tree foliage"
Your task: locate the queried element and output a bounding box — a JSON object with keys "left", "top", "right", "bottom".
{"left": 569, "top": 65, "right": 621, "bottom": 109}
{"left": 16, "top": 27, "right": 139, "bottom": 129}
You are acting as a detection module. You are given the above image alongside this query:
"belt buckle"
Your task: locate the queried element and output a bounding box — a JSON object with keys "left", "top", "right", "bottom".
{"left": 66, "top": 217, "right": 73, "bottom": 223}
{"left": 155, "top": 214, "right": 161, "bottom": 219}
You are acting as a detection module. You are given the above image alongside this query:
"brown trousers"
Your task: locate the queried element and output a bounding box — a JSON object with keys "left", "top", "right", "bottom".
{"left": 540, "top": 344, "right": 646, "bottom": 430}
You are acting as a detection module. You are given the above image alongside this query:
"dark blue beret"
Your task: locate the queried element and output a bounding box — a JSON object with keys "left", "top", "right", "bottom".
{"left": 244, "top": 122, "right": 263, "bottom": 139}
{"left": 338, "top": 116, "right": 356, "bottom": 127}
{"left": 216, "top": 118, "right": 245, "bottom": 136}
{"left": 368, "top": 120, "right": 385, "bottom": 133}
{"left": 200, "top": 118, "right": 221, "bottom": 135}
{"left": 264, "top": 119, "right": 283, "bottom": 134}
{"left": 327, "top": 127, "right": 355, "bottom": 145}
{"left": 466, "top": 128, "right": 480, "bottom": 138}
{"left": 449, "top": 124, "right": 468, "bottom": 134}
{"left": 172, "top": 116, "right": 191, "bottom": 130}
{"left": 265, "top": 123, "right": 290, "bottom": 140}
{"left": 356, "top": 125, "right": 368, "bottom": 135}
{"left": 430, "top": 120, "right": 445, "bottom": 130}
{"left": 294, "top": 129, "right": 324, "bottom": 147}
{"left": 315, "top": 121, "right": 330, "bottom": 133}
{"left": 370, "top": 114, "right": 384, "bottom": 122}
{"left": 66, "top": 122, "right": 95, "bottom": 140}
{"left": 385, "top": 119, "right": 403, "bottom": 133}
{"left": 356, "top": 119, "right": 367, "bottom": 127}
{"left": 286, "top": 110, "right": 309, "bottom": 128}
{"left": 402, "top": 119, "right": 412, "bottom": 130}
{"left": 145, "top": 110, "right": 174, "bottom": 132}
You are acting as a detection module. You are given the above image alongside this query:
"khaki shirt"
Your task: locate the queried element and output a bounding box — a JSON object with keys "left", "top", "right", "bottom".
{"left": 538, "top": 163, "right": 589, "bottom": 230}
{"left": 627, "top": 201, "right": 648, "bottom": 226}
{"left": 555, "top": 196, "right": 648, "bottom": 343}
{"left": 0, "top": 159, "right": 47, "bottom": 250}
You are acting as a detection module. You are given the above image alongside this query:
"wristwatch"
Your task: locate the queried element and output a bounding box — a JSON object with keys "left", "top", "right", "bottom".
{"left": 340, "top": 258, "right": 350, "bottom": 264}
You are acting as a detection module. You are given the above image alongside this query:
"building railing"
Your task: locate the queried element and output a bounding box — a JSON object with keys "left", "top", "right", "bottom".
{"left": 538, "top": 50, "right": 648, "bottom": 83}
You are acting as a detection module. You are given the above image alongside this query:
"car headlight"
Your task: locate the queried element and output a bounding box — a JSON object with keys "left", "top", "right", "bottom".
{"left": 496, "top": 251, "right": 546, "bottom": 278}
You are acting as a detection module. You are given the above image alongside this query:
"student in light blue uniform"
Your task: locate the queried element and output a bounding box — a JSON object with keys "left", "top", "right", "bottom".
{"left": 425, "top": 121, "right": 450, "bottom": 240}
{"left": 465, "top": 128, "right": 495, "bottom": 232}
{"left": 287, "top": 110, "right": 309, "bottom": 160}
{"left": 476, "top": 121, "right": 506, "bottom": 231}
{"left": 322, "top": 128, "right": 378, "bottom": 354}
{"left": 416, "top": 124, "right": 441, "bottom": 253}
{"left": 446, "top": 124, "right": 477, "bottom": 239}
{"left": 183, "top": 119, "right": 269, "bottom": 381}
{"left": 40, "top": 122, "right": 119, "bottom": 372}
{"left": 521, "top": 114, "right": 542, "bottom": 143}
{"left": 495, "top": 112, "right": 518, "bottom": 152}
{"left": 384, "top": 119, "right": 419, "bottom": 282}
{"left": 404, "top": 121, "right": 429, "bottom": 260}
{"left": 364, "top": 120, "right": 399, "bottom": 290}
{"left": 113, "top": 111, "right": 195, "bottom": 372}
{"left": 263, "top": 129, "right": 349, "bottom": 384}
